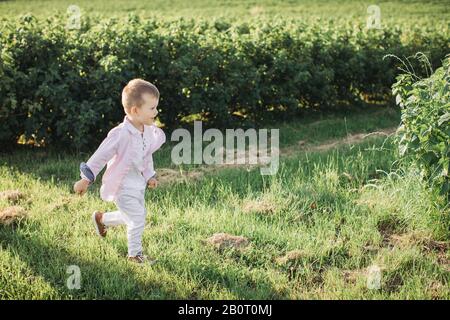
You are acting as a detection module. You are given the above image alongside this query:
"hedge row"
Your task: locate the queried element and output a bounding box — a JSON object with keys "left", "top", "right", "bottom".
{"left": 0, "top": 15, "right": 448, "bottom": 149}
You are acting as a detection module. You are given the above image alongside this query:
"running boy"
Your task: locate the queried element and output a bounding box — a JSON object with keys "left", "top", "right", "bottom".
{"left": 73, "top": 79, "right": 166, "bottom": 264}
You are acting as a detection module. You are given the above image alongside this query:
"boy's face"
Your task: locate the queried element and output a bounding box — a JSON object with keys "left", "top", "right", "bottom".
{"left": 130, "top": 93, "right": 159, "bottom": 126}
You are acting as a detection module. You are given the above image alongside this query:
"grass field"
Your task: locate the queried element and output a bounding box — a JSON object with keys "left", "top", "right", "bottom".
{"left": 0, "top": 0, "right": 449, "bottom": 24}
{"left": 1, "top": 107, "right": 449, "bottom": 299}
{"left": 0, "top": 0, "right": 448, "bottom": 300}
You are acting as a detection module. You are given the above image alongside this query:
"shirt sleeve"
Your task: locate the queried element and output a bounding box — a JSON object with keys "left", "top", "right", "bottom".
{"left": 80, "top": 162, "right": 95, "bottom": 184}
{"left": 83, "top": 127, "right": 121, "bottom": 182}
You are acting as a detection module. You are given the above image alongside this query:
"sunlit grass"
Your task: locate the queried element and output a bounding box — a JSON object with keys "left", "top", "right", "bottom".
{"left": 1, "top": 108, "right": 448, "bottom": 299}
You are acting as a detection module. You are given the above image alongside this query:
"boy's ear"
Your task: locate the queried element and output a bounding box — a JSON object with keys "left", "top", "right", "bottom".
{"left": 130, "top": 106, "right": 138, "bottom": 114}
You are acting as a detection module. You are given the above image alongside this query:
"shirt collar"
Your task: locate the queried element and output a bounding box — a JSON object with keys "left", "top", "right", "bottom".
{"left": 123, "top": 116, "right": 145, "bottom": 136}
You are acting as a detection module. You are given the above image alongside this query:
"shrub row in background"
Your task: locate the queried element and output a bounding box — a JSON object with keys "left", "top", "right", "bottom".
{"left": 0, "top": 14, "right": 448, "bottom": 150}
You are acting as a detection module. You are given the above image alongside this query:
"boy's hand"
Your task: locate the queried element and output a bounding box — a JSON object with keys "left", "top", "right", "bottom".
{"left": 74, "top": 179, "right": 90, "bottom": 196}
{"left": 147, "top": 177, "right": 158, "bottom": 189}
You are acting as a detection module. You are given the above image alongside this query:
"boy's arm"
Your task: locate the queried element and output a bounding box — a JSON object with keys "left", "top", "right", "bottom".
{"left": 150, "top": 126, "right": 166, "bottom": 154}
{"left": 143, "top": 154, "right": 156, "bottom": 184}
{"left": 80, "top": 127, "right": 121, "bottom": 183}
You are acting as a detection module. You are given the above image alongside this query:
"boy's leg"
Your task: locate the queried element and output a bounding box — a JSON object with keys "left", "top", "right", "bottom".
{"left": 102, "top": 210, "right": 128, "bottom": 227}
{"left": 115, "top": 190, "right": 147, "bottom": 257}
{"left": 92, "top": 206, "right": 128, "bottom": 237}
{"left": 126, "top": 209, "right": 146, "bottom": 257}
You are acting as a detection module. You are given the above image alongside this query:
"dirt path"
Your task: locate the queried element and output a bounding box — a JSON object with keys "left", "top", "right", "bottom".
{"left": 157, "top": 127, "right": 397, "bottom": 185}
{"left": 282, "top": 127, "right": 396, "bottom": 155}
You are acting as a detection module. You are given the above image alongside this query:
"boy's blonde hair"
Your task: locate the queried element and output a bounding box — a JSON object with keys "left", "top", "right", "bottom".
{"left": 122, "top": 78, "right": 159, "bottom": 110}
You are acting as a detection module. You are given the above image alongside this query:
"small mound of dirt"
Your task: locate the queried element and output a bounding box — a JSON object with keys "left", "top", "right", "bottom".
{"left": 427, "top": 281, "right": 446, "bottom": 299}
{"left": 241, "top": 198, "right": 277, "bottom": 215}
{"left": 47, "top": 196, "right": 74, "bottom": 212}
{"left": 343, "top": 265, "right": 386, "bottom": 286}
{"left": 390, "top": 232, "right": 449, "bottom": 253}
{"left": 376, "top": 215, "right": 406, "bottom": 244}
{"left": 275, "top": 250, "right": 307, "bottom": 265}
{"left": 157, "top": 168, "right": 204, "bottom": 185}
{"left": 0, "top": 206, "right": 27, "bottom": 225}
{"left": 342, "top": 269, "right": 365, "bottom": 284}
{"left": 204, "top": 233, "right": 249, "bottom": 250}
{"left": 0, "top": 190, "right": 25, "bottom": 204}
{"left": 437, "top": 256, "right": 450, "bottom": 272}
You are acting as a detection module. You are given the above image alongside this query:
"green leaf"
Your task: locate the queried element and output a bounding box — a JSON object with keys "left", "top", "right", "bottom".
{"left": 438, "top": 112, "right": 450, "bottom": 126}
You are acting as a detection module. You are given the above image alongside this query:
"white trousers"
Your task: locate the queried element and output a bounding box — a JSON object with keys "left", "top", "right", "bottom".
{"left": 102, "top": 188, "right": 147, "bottom": 257}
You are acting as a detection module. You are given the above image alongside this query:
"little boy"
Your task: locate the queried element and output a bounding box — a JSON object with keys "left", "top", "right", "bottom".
{"left": 73, "top": 79, "right": 166, "bottom": 264}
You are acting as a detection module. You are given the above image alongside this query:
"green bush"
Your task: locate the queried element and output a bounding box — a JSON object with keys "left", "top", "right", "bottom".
{"left": 393, "top": 54, "right": 449, "bottom": 196}
{"left": 0, "top": 15, "right": 448, "bottom": 150}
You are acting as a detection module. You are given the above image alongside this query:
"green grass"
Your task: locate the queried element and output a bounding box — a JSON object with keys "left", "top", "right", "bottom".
{"left": 0, "top": 0, "right": 449, "bottom": 24}
{"left": 1, "top": 107, "right": 448, "bottom": 299}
